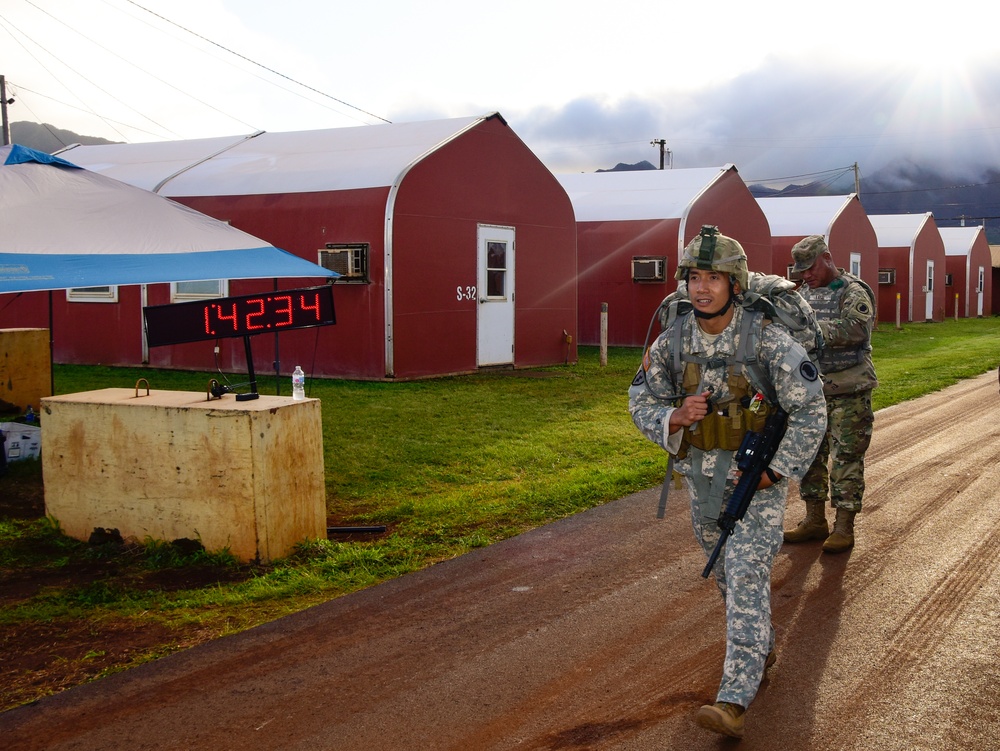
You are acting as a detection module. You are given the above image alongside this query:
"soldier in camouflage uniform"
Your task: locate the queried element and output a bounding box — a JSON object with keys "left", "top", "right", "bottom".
{"left": 629, "top": 228, "right": 826, "bottom": 739}
{"left": 783, "top": 236, "right": 878, "bottom": 553}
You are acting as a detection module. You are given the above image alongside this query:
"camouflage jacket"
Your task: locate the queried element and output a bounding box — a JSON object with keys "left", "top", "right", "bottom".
{"left": 629, "top": 305, "right": 827, "bottom": 481}
{"left": 800, "top": 271, "right": 878, "bottom": 396}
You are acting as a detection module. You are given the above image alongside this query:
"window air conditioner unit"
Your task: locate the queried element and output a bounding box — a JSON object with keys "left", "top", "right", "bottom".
{"left": 878, "top": 269, "right": 896, "bottom": 285}
{"left": 632, "top": 256, "right": 667, "bottom": 282}
{"left": 320, "top": 244, "right": 369, "bottom": 283}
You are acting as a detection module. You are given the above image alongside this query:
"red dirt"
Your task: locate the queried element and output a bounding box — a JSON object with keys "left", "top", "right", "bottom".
{"left": 2, "top": 371, "right": 999, "bottom": 750}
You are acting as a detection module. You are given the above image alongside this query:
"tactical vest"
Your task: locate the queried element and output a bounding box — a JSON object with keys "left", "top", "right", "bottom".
{"left": 667, "top": 309, "right": 773, "bottom": 459}
{"left": 807, "top": 272, "right": 874, "bottom": 374}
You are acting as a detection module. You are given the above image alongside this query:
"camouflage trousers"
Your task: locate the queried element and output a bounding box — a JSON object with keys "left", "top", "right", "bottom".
{"left": 799, "top": 391, "right": 874, "bottom": 512}
{"left": 686, "top": 449, "right": 785, "bottom": 709}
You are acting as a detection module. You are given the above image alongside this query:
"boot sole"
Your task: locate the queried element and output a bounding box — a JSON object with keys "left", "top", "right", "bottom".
{"left": 822, "top": 542, "right": 854, "bottom": 554}
{"left": 822, "top": 533, "right": 854, "bottom": 553}
{"left": 782, "top": 530, "right": 829, "bottom": 543}
{"left": 695, "top": 705, "right": 744, "bottom": 738}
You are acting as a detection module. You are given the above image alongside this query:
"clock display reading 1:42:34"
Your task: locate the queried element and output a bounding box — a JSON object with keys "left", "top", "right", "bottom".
{"left": 143, "top": 285, "right": 336, "bottom": 348}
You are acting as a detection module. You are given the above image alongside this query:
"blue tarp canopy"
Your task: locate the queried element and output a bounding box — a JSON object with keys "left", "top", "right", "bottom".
{"left": 0, "top": 144, "right": 336, "bottom": 293}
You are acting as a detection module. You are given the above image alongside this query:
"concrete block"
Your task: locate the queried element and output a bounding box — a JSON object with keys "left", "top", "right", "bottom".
{"left": 41, "top": 388, "right": 326, "bottom": 563}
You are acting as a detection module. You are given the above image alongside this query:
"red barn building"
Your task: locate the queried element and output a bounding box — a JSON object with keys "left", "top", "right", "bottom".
{"left": 557, "top": 165, "right": 771, "bottom": 347}
{"left": 869, "top": 213, "right": 947, "bottom": 323}
{"left": 5, "top": 114, "right": 577, "bottom": 380}
{"left": 756, "top": 194, "right": 880, "bottom": 295}
{"left": 940, "top": 226, "right": 992, "bottom": 318}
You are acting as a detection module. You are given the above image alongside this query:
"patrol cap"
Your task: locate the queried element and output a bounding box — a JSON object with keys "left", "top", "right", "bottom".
{"left": 790, "top": 235, "right": 829, "bottom": 272}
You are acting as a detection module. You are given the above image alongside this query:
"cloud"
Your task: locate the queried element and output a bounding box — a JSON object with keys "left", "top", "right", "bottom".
{"left": 503, "top": 56, "right": 1000, "bottom": 183}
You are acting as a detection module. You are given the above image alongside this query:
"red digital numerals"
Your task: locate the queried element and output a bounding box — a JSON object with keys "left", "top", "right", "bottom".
{"left": 204, "top": 293, "right": 323, "bottom": 336}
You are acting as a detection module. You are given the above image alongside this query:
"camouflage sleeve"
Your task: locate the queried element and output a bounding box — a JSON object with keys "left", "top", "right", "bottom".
{"left": 759, "top": 326, "right": 827, "bottom": 480}
{"left": 628, "top": 333, "right": 681, "bottom": 452}
{"left": 819, "top": 283, "right": 875, "bottom": 348}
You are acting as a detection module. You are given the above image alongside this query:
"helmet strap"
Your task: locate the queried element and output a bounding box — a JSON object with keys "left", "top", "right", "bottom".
{"left": 692, "top": 291, "right": 735, "bottom": 320}
{"left": 691, "top": 281, "right": 736, "bottom": 320}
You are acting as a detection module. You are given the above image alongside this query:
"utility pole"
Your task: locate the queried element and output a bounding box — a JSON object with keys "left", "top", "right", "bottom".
{"left": 0, "top": 75, "right": 13, "bottom": 146}
{"left": 853, "top": 161, "right": 860, "bottom": 196}
{"left": 650, "top": 138, "right": 672, "bottom": 170}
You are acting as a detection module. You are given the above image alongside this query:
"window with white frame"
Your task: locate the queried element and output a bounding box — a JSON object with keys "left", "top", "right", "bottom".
{"left": 172, "top": 279, "right": 228, "bottom": 301}
{"left": 66, "top": 286, "right": 118, "bottom": 303}
{"left": 850, "top": 253, "right": 861, "bottom": 277}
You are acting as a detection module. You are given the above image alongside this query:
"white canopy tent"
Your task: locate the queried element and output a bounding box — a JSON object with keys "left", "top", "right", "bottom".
{"left": 0, "top": 144, "right": 336, "bottom": 293}
{"left": 0, "top": 144, "right": 337, "bottom": 394}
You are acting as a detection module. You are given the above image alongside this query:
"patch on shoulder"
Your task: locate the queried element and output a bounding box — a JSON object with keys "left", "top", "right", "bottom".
{"left": 799, "top": 360, "right": 819, "bottom": 382}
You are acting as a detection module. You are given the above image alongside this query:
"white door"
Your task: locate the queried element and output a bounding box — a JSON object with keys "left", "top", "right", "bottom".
{"left": 477, "top": 225, "right": 515, "bottom": 366}
{"left": 925, "top": 260, "right": 934, "bottom": 320}
{"left": 978, "top": 266, "right": 985, "bottom": 317}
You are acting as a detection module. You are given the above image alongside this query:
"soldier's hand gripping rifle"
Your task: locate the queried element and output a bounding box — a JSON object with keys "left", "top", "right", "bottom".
{"left": 701, "top": 405, "right": 788, "bottom": 579}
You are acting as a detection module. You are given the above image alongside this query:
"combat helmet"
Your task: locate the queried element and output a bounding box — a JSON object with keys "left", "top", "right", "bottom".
{"left": 676, "top": 225, "right": 749, "bottom": 291}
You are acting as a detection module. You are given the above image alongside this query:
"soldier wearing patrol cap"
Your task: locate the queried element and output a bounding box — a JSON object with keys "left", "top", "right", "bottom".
{"left": 630, "top": 226, "right": 826, "bottom": 738}
{"left": 784, "top": 235, "right": 878, "bottom": 553}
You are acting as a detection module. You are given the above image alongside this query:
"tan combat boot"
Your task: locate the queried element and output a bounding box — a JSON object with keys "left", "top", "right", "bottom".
{"left": 823, "top": 508, "right": 856, "bottom": 553}
{"left": 783, "top": 500, "right": 829, "bottom": 543}
{"left": 695, "top": 701, "right": 745, "bottom": 738}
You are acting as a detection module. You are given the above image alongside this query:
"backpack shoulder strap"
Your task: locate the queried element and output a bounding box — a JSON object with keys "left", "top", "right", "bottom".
{"left": 737, "top": 309, "right": 779, "bottom": 405}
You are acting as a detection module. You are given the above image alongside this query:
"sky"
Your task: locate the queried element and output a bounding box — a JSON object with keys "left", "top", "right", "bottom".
{"left": 3, "top": 0, "right": 999, "bottom": 187}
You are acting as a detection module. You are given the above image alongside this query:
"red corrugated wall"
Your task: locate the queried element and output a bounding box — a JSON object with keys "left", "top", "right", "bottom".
{"left": 573, "top": 168, "right": 772, "bottom": 347}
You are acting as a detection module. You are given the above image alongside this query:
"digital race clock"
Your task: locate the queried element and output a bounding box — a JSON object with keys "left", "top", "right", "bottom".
{"left": 143, "top": 285, "right": 336, "bottom": 348}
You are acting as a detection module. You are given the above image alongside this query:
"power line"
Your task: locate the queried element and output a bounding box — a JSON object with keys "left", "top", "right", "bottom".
{"left": 0, "top": 11, "right": 132, "bottom": 141}
{"left": 0, "top": 84, "right": 72, "bottom": 148}
{"left": 7, "top": 82, "right": 169, "bottom": 141}
{"left": 17, "top": 0, "right": 257, "bottom": 136}
{"left": 862, "top": 177, "right": 1000, "bottom": 196}
{"left": 744, "top": 165, "right": 856, "bottom": 186}
{"left": 99, "top": 0, "right": 375, "bottom": 127}
{"left": 124, "top": 0, "right": 391, "bottom": 124}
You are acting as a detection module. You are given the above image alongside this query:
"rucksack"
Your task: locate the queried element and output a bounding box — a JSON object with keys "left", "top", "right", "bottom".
{"left": 642, "top": 272, "right": 824, "bottom": 405}
{"left": 659, "top": 272, "right": 823, "bottom": 360}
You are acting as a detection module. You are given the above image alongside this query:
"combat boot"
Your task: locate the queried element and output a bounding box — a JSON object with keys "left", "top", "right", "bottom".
{"left": 822, "top": 508, "right": 856, "bottom": 553}
{"left": 695, "top": 701, "right": 745, "bottom": 738}
{"left": 783, "top": 500, "right": 829, "bottom": 543}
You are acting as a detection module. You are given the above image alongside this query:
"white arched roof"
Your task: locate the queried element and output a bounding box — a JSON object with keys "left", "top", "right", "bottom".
{"left": 57, "top": 115, "right": 491, "bottom": 197}
{"left": 939, "top": 226, "right": 983, "bottom": 257}
{"left": 756, "top": 194, "right": 856, "bottom": 237}
{"left": 869, "top": 213, "right": 933, "bottom": 247}
{"left": 556, "top": 165, "right": 734, "bottom": 222}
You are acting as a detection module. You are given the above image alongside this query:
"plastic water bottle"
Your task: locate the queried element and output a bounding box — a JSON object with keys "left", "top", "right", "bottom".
{"left": 292, "top": 366, "right": 306, "bottom": 401}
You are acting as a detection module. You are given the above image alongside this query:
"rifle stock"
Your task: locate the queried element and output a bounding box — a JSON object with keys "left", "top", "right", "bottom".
{"left": 701, "top": 405, "right": 788, "bottom": 578}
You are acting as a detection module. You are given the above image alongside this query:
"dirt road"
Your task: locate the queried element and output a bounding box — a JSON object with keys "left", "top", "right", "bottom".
{"left": 3, "top": 371, "right": 999, "bottom": 750}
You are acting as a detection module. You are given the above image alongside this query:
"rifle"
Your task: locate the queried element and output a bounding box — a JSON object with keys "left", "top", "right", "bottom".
{"left": 701, "top": 405, "right": 788, "bottom": 579}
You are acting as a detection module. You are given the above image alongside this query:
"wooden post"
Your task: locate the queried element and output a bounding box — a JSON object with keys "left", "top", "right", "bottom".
{"left": 954, "top": 293, "right": 959, "bottom": 321}
{"left": 600, "top": 303, "right": 608, "bottom": 367}
{"left": 895, "top": 293, "right": 902, "bottom": 329}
